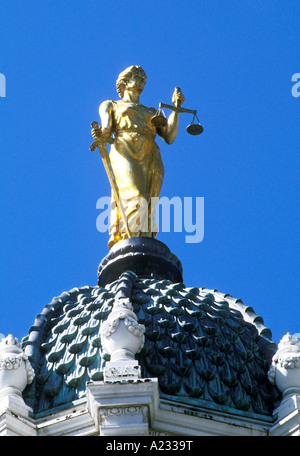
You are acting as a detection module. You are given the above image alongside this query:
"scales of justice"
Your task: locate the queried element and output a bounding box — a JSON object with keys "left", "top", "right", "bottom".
{"left": 90, "top": 65, "right": 203, "bottom": 254}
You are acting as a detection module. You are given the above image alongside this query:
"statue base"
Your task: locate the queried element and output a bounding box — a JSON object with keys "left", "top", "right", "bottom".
{"left": 98, "top": 237, "right": 183, "bottom": 287}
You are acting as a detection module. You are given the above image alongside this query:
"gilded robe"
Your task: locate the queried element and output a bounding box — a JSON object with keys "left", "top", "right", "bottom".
{"left": 107, "top": 101, "right": 164, "bottom": 248}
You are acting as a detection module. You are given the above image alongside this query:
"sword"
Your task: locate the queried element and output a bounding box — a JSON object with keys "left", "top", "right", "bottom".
{"left": 90, "top": 121, "right": 131, "bottom": 239}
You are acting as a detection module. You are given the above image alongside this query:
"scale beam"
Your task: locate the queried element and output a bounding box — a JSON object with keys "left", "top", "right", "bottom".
{"left": 159, "top": 103, "right": 196, "bottom": 116}
{"left": 151, "top": 102, "right": 203, "bottom": 135}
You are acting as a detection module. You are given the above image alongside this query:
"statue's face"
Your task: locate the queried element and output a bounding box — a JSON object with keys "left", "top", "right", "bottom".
{"left": 124, "top": 70, "right": 146, "bottom": 94}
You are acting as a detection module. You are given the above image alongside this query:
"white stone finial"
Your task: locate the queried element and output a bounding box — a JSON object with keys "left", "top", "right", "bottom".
{"left": 0, "top": 334, "right": 35, "bottom": 398}
{"left": 0, "top": 334, "right": 21, "bottom": 348}
{"left": 100, "top": 298, "right": 145, "bottom": 381}
{"left": 268, "top": 332, "right": 300, "bottom": 395}
{"left": 100, "top": 299, "right": 145, "bottom": 362}
{"left": 268, "top": 333, "right": 300, "bottom": 435}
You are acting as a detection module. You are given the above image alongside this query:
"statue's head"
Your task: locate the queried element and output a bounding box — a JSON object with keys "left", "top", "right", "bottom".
{"left": 116, "top": 66, "right": 147, "bottom": 98}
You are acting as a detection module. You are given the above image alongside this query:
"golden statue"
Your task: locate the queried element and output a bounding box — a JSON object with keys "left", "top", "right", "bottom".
{"left": 91, "top": 66, "right": 186, "bottom": 249}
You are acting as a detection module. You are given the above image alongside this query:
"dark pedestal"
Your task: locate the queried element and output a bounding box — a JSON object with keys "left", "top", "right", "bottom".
{"left": 97, "top": 237, "right": 183, "bottom": 287}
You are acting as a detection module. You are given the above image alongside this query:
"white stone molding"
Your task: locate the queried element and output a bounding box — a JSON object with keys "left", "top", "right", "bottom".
{"left": 35, "top": 399, "right": 96, "bottom": 436}
{"left": 103, "top": 361, "right": 142, "bottom": 381}
{"left": 0, "top": 405, "right": 37, "bottom": 436}
{"left": 86, "top": 378, "right": 159, "bottom": 436}
{"left": 99, "top": 405, "right": 149, "bottom": 436}
{"left": 0, "top": 377, "right": 275, "bottom": 436}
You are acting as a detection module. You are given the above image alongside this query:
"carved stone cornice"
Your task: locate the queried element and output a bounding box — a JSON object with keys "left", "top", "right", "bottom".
{"left": 86, "top": 378, "right": 159, "bottom": 436}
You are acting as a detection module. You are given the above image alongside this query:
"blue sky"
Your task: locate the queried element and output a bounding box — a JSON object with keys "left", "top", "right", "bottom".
{"left": 0, "top": 1, "right": 299, "bottom": 345}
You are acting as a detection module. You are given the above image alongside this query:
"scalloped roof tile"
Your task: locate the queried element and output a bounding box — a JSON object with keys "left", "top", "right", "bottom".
{"left": 22, "top": 271, "right": 280, "bottom": 417}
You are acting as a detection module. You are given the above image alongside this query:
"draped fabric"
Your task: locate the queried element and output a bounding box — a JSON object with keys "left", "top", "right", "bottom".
{"left": 108, "top": 101, "right": 164, "bottom": 249}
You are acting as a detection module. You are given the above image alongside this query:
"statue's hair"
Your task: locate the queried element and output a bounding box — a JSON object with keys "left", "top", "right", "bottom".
{"left": 116, "top": 66, "right": 147, "bottom": 98}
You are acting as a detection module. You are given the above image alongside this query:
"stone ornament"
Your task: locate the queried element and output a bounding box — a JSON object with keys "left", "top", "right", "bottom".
{"left": 103, "top": 364, "right": 141, "bottom": 380}
{"left": 99, "top": 272, "right": 146, "bottom": 364}
{"left": 0, "top": 334, "right": 35, "bottom": 397}
{"left": 100, "top": 298, "right": 145, "bottom": 362}
{"left": 100, "top": 405, "right": 148, "bottom": 421}
{"left": 268, "top": 333, "right": 300, "bottom": 394}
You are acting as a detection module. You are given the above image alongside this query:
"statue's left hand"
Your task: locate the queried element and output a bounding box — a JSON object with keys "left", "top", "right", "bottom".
{"left": 172, "top": 87, "right": 185, "bottom": 108}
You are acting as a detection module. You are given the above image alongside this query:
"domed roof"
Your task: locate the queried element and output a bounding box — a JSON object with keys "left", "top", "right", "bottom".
{"left": 22, "top": 269, "right": 280, "bottom": 418}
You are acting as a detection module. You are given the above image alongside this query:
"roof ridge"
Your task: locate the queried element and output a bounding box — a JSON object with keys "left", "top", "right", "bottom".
{"left": 200, "top": 287, "right": 275, "bottom": 346}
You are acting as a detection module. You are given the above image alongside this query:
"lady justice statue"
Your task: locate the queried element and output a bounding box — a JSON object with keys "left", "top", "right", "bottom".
{"left": 91, "top": 65, "right": 185, "bottom": 249}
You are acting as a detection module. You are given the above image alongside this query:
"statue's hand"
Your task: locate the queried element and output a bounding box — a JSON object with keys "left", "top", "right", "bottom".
{"left": 172, "top": 87, "right": 185, "bottom": 108}
{"left": 91, "top": 126, "right": 102, "bottom": 140}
